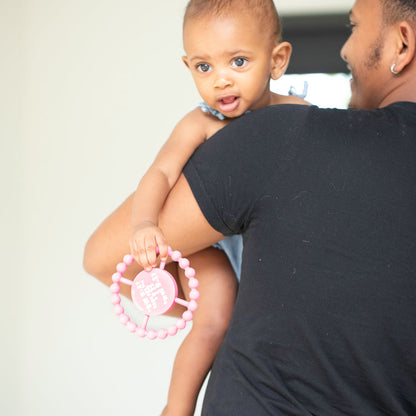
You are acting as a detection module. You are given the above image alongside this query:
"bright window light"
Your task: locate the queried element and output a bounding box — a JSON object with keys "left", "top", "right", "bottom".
{"left": 271, "top": 73, "right": 352, "bottom": 109}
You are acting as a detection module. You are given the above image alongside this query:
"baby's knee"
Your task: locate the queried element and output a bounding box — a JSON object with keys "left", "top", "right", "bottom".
{"left": 191, "top": 319, "right": 229, "bottom": 349}
{"left": 192, "top": 304, "right": 233, "bottom": 340}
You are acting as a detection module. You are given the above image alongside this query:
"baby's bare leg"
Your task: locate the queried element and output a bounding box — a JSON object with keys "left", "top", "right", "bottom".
{"left": 161, "top": 247, "right": 238, "bottom": 416}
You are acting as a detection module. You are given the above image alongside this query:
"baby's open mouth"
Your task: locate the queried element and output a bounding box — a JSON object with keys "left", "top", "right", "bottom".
{"left": 218, "top": 96, "right": 240, "bottom": 113}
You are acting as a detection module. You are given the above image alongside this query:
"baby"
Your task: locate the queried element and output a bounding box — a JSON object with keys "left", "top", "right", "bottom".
{"left": 129, "top": 1, "right": 308, "bottom": 415}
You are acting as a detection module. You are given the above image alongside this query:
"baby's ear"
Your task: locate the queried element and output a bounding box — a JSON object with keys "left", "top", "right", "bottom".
{"left": 270, "top": 41, "right": 292, "bottom": 80}
{"left": 182, "top": 56, "right": 190, "bottom": 69}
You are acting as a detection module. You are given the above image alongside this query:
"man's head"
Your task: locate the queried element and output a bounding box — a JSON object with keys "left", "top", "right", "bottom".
{"left": 341, "top": 0, "right": 416, "bottom": 109}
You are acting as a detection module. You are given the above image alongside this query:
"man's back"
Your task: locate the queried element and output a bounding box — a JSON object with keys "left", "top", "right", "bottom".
{"left": 184, "top": 103, "right": 416, "bottom": 415}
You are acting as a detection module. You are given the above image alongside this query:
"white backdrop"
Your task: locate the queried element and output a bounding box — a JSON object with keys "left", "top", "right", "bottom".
{"left": 2, "top": 1, "right": 352, "bottom": 415}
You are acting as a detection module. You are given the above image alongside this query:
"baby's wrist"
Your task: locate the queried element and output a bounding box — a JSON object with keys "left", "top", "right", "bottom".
{"left": 131, "top": 220, "right": 158, "bottom": 230}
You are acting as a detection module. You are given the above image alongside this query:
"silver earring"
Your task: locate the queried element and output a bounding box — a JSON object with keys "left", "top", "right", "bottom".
{"left": 390, "top": 64, "right": 400, "bottom": 75}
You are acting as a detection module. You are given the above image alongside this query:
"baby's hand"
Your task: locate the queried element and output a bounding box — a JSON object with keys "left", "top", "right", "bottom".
{"left": 129, "top": 221, "right": 169, "bottom": 271}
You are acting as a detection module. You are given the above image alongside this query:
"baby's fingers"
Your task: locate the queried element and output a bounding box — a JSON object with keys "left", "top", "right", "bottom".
{"left": 138, "top": 236, "right": 158, "bottom": 271}
{"left": 129, "top": 237, "right": 140, "bottom": 265}
{"left": 156, "top": 235, "right": 169, "bottom": 261}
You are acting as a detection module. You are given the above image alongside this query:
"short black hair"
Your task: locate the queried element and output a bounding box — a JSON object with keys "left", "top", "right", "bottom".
{"left": 380, "top": 0, "right": 416, "bottom": 25}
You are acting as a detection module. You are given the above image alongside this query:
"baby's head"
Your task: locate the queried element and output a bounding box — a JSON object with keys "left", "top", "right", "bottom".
{"left": 183, "top": 0, "right": 282, "bottom": 46}
{"left": 182, "top": 0, "right": 292, "bottom": 118}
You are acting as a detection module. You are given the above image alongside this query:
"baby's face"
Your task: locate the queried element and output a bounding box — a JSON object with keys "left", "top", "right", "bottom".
{"left": 182, "top": 12, "right": 277, "bottom": 118}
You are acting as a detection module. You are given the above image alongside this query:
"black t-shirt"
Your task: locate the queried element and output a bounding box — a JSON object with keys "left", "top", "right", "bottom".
{"left": 183, "top": 103, "right": 416, "bottom": 416}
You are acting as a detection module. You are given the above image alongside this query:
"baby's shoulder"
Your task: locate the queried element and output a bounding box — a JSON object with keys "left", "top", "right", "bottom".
{"left": 180, "top": 107, "right": 229, "bottom": 140}
{"left": 271, "top": 92, "right": 310, "bottom": 106}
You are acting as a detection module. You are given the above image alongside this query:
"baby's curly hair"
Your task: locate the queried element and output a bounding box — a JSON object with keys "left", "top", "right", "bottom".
{"left": 183, "top": 0, "right": 282, "bottom": 44}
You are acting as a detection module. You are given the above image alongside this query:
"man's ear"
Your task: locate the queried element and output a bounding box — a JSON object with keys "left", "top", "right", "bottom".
{"left": 392, "top": 21, "right": 416, "bottom": 73}
{"left": 182, "top": 56, "right": 190, "bottom": 69}
{"left": 270, "top": 41, "right": 292, "bottom": 80}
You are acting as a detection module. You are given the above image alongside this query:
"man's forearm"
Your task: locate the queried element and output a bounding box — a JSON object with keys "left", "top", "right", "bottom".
{"left": 83, "top": 175, "right": 224, "bottom": 292}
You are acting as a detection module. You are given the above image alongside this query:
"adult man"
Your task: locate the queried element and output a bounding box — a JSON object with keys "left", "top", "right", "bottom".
{"left": 84, "top": 0, "right": 416, "bottom": 414}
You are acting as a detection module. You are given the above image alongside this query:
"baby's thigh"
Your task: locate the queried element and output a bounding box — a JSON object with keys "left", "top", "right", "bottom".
{"left": 178, "top": 247, "right": 238, "bottom": 328}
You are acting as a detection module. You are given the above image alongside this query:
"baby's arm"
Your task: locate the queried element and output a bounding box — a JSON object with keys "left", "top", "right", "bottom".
{"left": 130, "top": 109, "right": 225, "bottom": 269}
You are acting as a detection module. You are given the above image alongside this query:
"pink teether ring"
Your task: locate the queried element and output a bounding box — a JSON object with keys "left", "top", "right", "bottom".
{"left": 110, "top": 247, "right": 199, "bottom": 339}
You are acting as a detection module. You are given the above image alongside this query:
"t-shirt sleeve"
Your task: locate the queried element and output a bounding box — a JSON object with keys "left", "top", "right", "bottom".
{"left": 183, "top": 104, "right": 310, "bottom": 236}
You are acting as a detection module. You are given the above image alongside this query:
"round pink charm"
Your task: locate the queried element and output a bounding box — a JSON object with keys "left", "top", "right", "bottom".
{"left": 131, "top": 268, "right": 178, "bottom": 316}
{"left": 110, "top": 246, "right": 199, "bottom": 339}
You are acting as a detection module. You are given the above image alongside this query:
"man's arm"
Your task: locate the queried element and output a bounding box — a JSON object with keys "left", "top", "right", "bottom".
{"left": 83, "top": 174, "right": 224, "bottom": 292}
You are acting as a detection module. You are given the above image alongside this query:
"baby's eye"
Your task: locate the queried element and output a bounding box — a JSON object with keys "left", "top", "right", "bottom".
{"left": 232, "top": 57, "right": 248, "bottom": 68}
{"left": 196, "top": 63, "right": 212, "bottom": 73}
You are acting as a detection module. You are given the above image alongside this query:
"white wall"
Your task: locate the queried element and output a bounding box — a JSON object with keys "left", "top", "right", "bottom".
{"left": 2, "top": 1, "right": 352, "bottom": 415}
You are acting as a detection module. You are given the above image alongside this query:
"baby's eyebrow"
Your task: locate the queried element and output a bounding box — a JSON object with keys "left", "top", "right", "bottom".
{"left": 227, "top": 49, "right": 250, "bottom": 56}
{"left": 189, "top": 55, "right": 210, "bottom": 62}
{"left": 189, "top": 49, "right": 252, "bottom": 62}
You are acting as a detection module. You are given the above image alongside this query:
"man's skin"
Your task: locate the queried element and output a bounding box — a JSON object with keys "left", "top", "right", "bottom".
{"left": 83, "top": 178, "right": 226, "bottom": 317}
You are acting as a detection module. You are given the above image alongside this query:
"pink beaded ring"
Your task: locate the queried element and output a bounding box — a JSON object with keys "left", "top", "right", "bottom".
{"left": 110, "top": 247, "right": 199, "bottom": 340}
